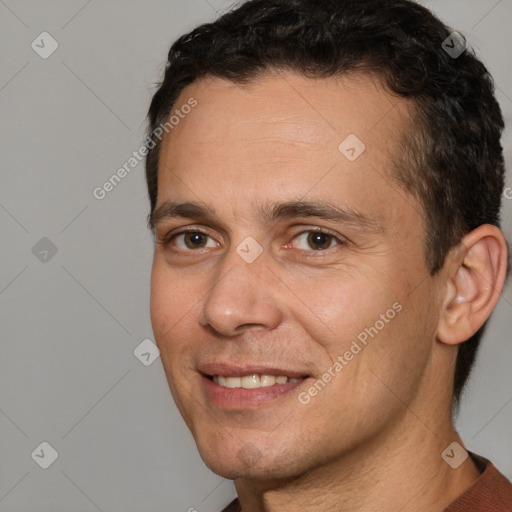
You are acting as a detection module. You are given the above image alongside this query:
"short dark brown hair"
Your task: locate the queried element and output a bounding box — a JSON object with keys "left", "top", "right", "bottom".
{"left": 145, "top": 0, "right": 507, "bottom": 405}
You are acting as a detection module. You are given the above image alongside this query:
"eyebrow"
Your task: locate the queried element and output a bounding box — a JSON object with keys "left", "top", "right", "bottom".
{"left": 149, "top": 199, "right": 383, "bottom": 234}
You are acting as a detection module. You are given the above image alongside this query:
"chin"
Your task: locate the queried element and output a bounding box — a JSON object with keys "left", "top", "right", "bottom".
{"left": 195, "top": 435, "right": 308, "bottom": 481}
{"left": 202, "top": 455, "right": 295, "bottom": 481}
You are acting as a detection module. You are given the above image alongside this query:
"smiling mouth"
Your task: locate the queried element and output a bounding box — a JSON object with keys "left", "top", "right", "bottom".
{"left": 200, "top": 370, "right": 311, "bottom": 409}
{"left": 208, "top": 374, "right": 307, "bottom": 389}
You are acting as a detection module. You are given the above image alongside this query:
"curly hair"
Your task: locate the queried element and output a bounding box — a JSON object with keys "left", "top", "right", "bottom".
{"left": 145, "top": 0, "right": 507, "bottom": 405}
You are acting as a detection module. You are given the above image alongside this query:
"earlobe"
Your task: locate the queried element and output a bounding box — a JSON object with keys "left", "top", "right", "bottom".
{"left": 437, "top": 224, "right": 509, "bottom": 346}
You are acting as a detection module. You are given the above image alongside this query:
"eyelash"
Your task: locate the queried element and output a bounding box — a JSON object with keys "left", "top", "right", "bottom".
{"left": 159, "top": 227, "right": 344, "bottom": 254}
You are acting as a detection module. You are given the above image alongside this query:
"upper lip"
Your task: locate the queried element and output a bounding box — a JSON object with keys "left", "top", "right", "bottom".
{"left": 199, "top": 362, "right": 310, "bottom": 378}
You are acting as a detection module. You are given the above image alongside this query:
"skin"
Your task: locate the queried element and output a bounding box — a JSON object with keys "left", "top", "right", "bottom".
{"left": 149, "top": 71, "right": 508, "bottom": 511}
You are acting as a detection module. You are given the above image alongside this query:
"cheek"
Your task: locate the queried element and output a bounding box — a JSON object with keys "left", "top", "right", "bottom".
{"left": 346, "top": 289, "right": 437, "bottom": 411}
{"left": 150, "top": 263, "right": 198, "bottom": 407}
{"left": 150, "top": 261, "right": 195, "bottom": 355}
{"left": 295, "top": 266, "right": 429, "bottom": 397}
{"left": 151, "top": 254, "right": 193, "bottom": 314}
{"left": 287, "top": 266, "right": 400, "bottom": 351}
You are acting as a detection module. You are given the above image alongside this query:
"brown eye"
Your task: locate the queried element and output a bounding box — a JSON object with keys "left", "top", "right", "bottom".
{"left": 183, "top": 232, "right": 208, "bottom": 249}
{"left": 168, "top": 230, "right": 217, "bottom": 251}
{"left": 293, "top": 230, "right": 340, "bottom": 251}
{"left": 306, "top": 232, "right": 333, "bottom": 250}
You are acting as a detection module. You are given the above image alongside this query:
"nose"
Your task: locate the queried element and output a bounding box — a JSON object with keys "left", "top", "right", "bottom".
{"left": 199, "top": 247, "right": 283, "bottom": 337}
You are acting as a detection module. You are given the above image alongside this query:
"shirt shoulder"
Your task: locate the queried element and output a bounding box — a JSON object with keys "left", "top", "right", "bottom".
{"left": 444, "top": 453, "right": 512, "bottom": 512}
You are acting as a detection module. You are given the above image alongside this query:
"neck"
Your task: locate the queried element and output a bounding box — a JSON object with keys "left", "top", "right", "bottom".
{"left": 234, "top": 406, "right": 480, "bottom": 511}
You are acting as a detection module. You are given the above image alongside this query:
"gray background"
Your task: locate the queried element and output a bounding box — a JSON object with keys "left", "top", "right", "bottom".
{"left": 0, "top": 1, "right": 511, "bottom": 511}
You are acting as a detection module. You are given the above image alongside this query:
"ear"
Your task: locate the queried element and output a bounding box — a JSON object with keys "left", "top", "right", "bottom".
{"left": 437, "top": 224, "right": 509, "bottom": 346}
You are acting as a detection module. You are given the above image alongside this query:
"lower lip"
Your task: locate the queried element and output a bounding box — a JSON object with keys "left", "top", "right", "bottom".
{"left": 201, "top": 375, "right": 308, "bottom": 409}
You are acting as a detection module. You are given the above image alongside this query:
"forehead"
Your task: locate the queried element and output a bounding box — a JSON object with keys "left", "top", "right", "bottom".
{"left": 162, "top": 71, "right": 405, "bottom": 152}
{"left": 156, "top": 71, "right": 419, "bottom": 232}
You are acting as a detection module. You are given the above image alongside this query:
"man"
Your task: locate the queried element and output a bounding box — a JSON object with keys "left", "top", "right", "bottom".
{"left": 145, "top": 0, "right": 512, "bottom": 510}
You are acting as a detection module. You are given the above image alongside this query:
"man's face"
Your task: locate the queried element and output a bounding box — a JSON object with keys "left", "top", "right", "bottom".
{"left": 150, "top": 72, "right": 444, "bottom": 479}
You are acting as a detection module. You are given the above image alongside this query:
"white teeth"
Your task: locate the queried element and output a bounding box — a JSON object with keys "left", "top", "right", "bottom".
{"left": 224, "top": 377, "right": 241, "bottom": 388}
{"left": 260, "top": 375, "right": 276, "bottom": 387}
{"left": 212, "top": 374, "right": 302, "bottom": 388}
{"left": 241, "top": 374, "right": 260, "bottom": 389}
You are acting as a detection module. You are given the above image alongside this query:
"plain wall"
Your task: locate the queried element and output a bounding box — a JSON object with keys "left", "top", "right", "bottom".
{"left": 1, "top": 1, "right": 510, "bottom": 510}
